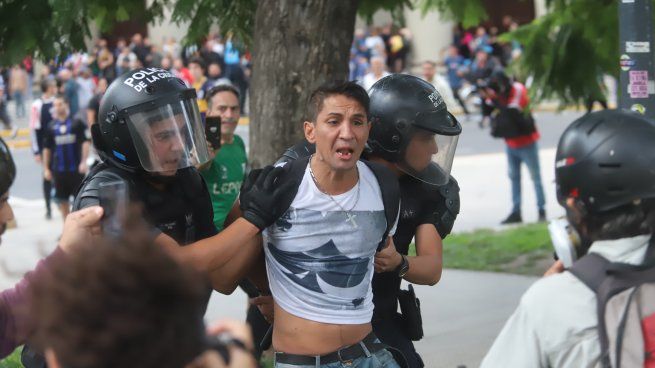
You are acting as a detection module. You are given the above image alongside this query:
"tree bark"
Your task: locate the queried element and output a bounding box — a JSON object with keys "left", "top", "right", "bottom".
{"left": 249, "top": 0, "right": 359, "bottom": 168}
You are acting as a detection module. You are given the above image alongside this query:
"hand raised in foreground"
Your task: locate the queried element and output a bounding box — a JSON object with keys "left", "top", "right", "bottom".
{"left": 59, "top": 206, "right": 104, "bottom": 253}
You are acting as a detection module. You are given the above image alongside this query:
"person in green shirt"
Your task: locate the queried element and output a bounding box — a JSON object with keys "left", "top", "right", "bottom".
{"left": 201, "top": 84, "right": 248, "bottom": 231}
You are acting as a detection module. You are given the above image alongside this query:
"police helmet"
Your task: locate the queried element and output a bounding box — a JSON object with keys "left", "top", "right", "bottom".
{"left": 94, "top": 68, "right": 211, "bottom": 173}
{"left": 556, "top": 109, "right": 655, "bottom": 214}
{"left": 368, "top": 74, "right": 462, "bottom": 185}
{"left": 0, "top": 137, "right": 15, "bottom": 195}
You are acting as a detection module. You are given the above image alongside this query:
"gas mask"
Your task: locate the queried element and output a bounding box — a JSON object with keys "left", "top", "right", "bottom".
{"left": 547, "top": 218, "right": 583, "bottom": 268}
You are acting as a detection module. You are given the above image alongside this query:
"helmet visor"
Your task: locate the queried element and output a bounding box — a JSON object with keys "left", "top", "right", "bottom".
{"left": 397, "top": 131, "right": 459, "bottom": 186}
{"left": 125, "top": 98, "right": 210, "bottom": 173}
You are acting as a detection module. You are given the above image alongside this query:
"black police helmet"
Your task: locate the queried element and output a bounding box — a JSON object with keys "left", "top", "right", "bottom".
{"left": 368, "top": 74, "right": 462, "bottom": 163}
{"left": 0, "top": 137, "right": 15, "bottom": 195}
{"left": 94, "top": 67, "right": 198, "bottom": 172}
{"left": 556, "top": 109, "right": 655, "bottom": 214}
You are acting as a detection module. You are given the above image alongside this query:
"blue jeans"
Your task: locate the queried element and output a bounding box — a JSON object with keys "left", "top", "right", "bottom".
{"left": 12, "top": 91, "right": 25, "bottom": 118}
{"left": 506, "top": 142, "right": 546, "bottom": 214}
{"left": 275, "top": 346, "right": 400, "bottom": 368}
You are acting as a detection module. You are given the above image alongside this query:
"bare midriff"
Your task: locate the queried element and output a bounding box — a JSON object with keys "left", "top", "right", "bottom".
{"left": 272, "top": 302, "right": 372, "bottom": 355}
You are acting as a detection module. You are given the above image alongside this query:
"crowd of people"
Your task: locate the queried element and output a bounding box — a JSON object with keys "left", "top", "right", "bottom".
{"left": 0, "top": 18, "right": 651, "bottom": 368}
{"left": 348, "top": 18, "right": 524, "bottom": 126}
{"left": 0, "top": 32, "right": 250, "bottom": 130}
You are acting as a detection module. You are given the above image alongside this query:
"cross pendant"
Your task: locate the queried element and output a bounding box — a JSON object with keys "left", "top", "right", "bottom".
{"left": 345, "top": 212, "right": 358, "bottom": 228}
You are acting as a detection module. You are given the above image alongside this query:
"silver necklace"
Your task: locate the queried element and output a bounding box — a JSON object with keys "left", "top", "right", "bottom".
{"left": 308, "top": 155, "right": 360, "bottom": 228}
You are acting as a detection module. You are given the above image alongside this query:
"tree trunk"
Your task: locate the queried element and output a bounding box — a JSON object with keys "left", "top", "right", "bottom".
{"left": 249, "top": 0, "right": 359, "bottom": 168}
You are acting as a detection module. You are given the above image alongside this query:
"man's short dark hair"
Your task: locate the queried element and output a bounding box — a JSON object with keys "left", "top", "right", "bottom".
{"left": 306, "top": 81, "right": 369, "bottom": 122}
{"left": 207, "top": 84, "right": 240, "bottom": 111}
{"left": 29, "top": 226, "right": 207, "bottom": 368}
{"left": 40, "top": 79, "right": 55, "bottom": 93}
{"left": 187, "top": 57, "right": 206, "bottom": 71}
{"left": 580, "top": 200, "right": 655, "bottom": 242}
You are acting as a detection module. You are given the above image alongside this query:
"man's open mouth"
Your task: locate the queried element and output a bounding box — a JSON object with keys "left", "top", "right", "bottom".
{"left": 336, "top": 148, "right": 354, "bottom": 160}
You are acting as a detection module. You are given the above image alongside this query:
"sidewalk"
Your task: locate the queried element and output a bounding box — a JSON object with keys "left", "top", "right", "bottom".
{"left": 452, "top": 147, "right": 564, "bottom": 233}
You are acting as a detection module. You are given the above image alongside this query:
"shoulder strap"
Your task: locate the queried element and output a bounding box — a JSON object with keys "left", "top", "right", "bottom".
{"left": 569, "top": 252, "right": 612, "bottom": 293}
{"left": 274, "top": 156, "right": 310, "bottom": 216}
{"left": 362, "top": 160, "right": 400, "bottom": 251}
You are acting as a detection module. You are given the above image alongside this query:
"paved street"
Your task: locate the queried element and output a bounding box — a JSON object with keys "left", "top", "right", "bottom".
{"left": 0, "top": 100, "right": 585, "bottom": 367}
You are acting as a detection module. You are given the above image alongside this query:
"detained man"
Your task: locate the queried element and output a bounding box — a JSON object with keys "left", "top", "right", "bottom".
{"left": 265, "top": 81, "right": 401, "bottom": 368}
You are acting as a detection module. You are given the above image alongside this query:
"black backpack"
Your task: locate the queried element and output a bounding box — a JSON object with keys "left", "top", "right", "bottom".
{"left": 569, "top": 242, "right": 655, "bottom": 368}
{"left": 490, "top": 107, "right": 536, "bottom": 139}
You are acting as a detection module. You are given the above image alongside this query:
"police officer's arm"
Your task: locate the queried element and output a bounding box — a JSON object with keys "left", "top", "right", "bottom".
{"left": 205, "top": 202, "right": 265, "bottom": 294}
{"left": 156, "top": 217, "right": 260, "bottom": 276}
{"left": 161, "top": 166, "right": 296, "bottom": 280}
{"left": 405, "top": 224, "right": 443, "bottom": 285}
{"left": 375, "top": 227, "right": 443, "bottom": 285}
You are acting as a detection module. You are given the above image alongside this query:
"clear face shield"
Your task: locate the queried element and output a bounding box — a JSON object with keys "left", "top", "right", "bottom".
{"left": 398, "top": 127, "right": 459, "bottom": 186}
{"left": 126, "top": 98, "right": 211, "bottom": 173}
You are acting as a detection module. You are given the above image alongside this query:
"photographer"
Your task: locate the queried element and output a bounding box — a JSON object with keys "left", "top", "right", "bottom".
{"left": 481, "top": 109, "right": 655, "bottom": 367}
{"left": 482, "top": 70, "right": 546, "bottom": 225}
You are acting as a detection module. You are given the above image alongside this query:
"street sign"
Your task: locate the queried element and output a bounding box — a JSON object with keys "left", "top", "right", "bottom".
{"left": 619, "top": 0, "right": 655, "bottom": 117}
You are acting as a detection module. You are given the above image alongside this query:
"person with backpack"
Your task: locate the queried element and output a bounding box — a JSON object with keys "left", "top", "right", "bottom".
{"left": 482, "top": 70, "right": 546, "bottom": 225}
{"left": 252, "top": 75, "right": 462, "bottom": 367}
{"left": 260, "top": 81, "right": 402, "bottom": 368}
{"left": 480, "top": 109, "right": 655, "bottom": 368}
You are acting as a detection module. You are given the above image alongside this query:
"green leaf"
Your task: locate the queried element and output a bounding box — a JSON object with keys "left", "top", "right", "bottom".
{"left": 116, "top": 5, "right": 129, "bottom": 21}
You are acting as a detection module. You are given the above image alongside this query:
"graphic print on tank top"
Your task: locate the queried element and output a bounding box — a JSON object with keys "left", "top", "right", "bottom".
{"left": 263, "top": 161, "right": 391, "bottom": 324}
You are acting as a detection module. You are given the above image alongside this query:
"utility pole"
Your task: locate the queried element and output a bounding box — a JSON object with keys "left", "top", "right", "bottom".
{"left": 618, "top": 0, "right": 655, "bottom": 117}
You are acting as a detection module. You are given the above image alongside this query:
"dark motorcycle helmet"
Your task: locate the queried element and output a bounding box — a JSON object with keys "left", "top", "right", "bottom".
{"left": 0, "top": 137, "right": 16, "bottom": 195}
{"left": 368, "top": 74, "right": 462, "bottom": 185}
{"left": 93, "top": 68, "right": 210, "bottom": 173}
{"left": 555, "top": 109, "right": 655, "bottom": 214}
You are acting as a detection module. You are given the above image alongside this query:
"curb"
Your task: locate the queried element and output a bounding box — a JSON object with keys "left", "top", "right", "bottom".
{"left": 1, "top": 128, "right": 30, "bottom": 138}
{"left": 6, "top": 140, "right": 31, "bottom": 149}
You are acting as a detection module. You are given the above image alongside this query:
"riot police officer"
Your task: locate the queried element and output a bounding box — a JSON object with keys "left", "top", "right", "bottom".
{"left": 73, "top": 67, "right": 218, "bottom": 245}
{"left": 366, "top": 74, "right": 461, "bottom": 368}
{"left": 74, "top": 67, "right": 287, "bottom": 250}
{"left": 22, "top": 68, "right": 293, "bottom": 367}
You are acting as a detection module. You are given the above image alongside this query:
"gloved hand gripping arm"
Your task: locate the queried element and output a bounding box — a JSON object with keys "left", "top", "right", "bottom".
{"left": 158, "top": 165, "right": 297, "bottom": 276}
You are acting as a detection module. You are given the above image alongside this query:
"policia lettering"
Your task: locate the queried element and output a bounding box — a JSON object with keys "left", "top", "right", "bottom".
{"left": 123, "top": 68, "right": 176, "bottom": 93}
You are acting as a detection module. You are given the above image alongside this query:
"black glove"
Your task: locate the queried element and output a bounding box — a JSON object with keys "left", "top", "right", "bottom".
{"left": 240, "top": 165, "right": 298, "bottom": 231}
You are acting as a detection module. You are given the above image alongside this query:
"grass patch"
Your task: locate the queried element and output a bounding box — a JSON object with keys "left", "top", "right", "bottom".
{"left": 410, "top": 223, "right": 554, "bottom": 276}
{"left": 0, "top": 348, "right": 23, "bottom": 368}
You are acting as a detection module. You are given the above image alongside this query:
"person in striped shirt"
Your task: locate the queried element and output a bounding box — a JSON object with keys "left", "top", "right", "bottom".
{"left": 42, "top": 95, "right": 90, "bottom": 221}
